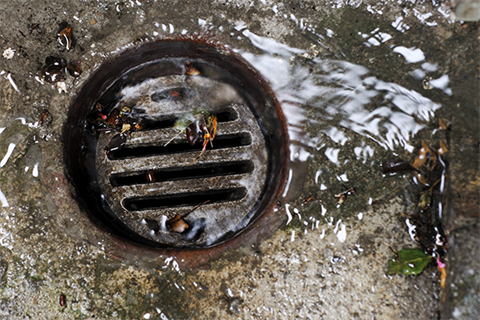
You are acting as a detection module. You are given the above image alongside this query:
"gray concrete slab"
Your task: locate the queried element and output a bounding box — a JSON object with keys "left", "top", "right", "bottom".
{"left": 0, "top": 1, "right": 478, "bottom": 319}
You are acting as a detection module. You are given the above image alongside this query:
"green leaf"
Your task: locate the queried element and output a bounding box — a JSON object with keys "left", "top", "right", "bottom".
{"left": 173, "top": 108, "right": 212, "bottom": 132}
{"left": 388, "top": 249, "right": 431, "bottom": 276}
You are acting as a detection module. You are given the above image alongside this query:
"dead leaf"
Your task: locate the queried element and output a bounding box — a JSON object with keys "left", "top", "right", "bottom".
{"left": 438, "top": 140, "right": 448, "bottom": 155}
{"left": 437, "top": 257, "right": 447, "bottom": 288}
{"left": 335, "top": 194, "right": 345, "bottom": 205}
{"left": 67, "top": 62, "right": 82, "bottom": 77}
{"left": 120, "top": 107, "right": 131, "bottom": 116}
{"left": 185, "top": 62, "right": 200, "bottom": 76}
{"left": 121, "top": 123, "right": 131, "bottom": 134}
{"left": 106, "top": 109, "right": 120, "bottom": 126}
{"left": 58, "top": 25, "right": 73, "bottom": 51}
{"left": 439, "top": 119, "right": 448, "bottom": 130}
{"left": 39, "top": 109, "right": 52, "bottom": 127}
{"left": 439, "top": 267, "right": 446, "bottom": 288}
{"left": 105, "top": 133, "right": 126, "bottom": 152}
{"left": 168, "top": 214, "right": 189, "bottom": 233}
{"left": 412, "top": 140, "right": 437, "bottom": 171}
{"left": 415, "top": 171, "right": 429, "bottom": 186}
{"left": 412, "top": 141, "right": 428, "bottom": 169}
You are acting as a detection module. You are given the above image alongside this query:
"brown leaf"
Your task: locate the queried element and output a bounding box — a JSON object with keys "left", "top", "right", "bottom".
{"left": 412, "top": 142, "right": 427, "bottom": 169}
{"left": 412, "top": 140, "right": 437, "bottom": 171}
{"left": 415, "top": 171, "right": 429, "bottom": 186}
{"left": 439, "top": 119, "right": 448, "bottom": 130}
{"left": 106, "top": 109, "right": 120, "bottom": 126}
{"left": 439, "top": 265, "right": 447, "bottom": 288}
{"left": 58, "top": 25, "right": 73, "bottom": 51}
{"left": 438, "top": 140, "right": 448, "bottom": 155}
{"left": 39, "top": 109, "right": 52, "bottom": 126}
{"left": 185, "top": 62, "right": 200, "bottom": 76}
{"left": 168, "top": 214, "right": 189, "bottom": 233}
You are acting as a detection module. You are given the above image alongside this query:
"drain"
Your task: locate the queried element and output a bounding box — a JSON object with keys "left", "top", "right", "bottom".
{"left": 64, "top": 40, "right": 288, "bottom": 253}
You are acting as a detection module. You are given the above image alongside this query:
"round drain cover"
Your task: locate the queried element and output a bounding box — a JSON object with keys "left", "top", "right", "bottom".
{"left": 64, "top": 40, "right": 288, "bottom": 251}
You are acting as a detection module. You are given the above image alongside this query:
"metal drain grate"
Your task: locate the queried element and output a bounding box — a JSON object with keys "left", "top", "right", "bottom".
{"left": 96, "top": 80, "right": 268, "bottom": 246}
{"left": 64, "top": 40, "right": 288, "bottom": 253}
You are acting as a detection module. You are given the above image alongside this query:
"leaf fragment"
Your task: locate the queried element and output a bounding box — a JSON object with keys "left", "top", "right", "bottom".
{"left": 388, "top": 248, "right": 431, "bottom": 276}
{"left": 438, "top": 140, "right": 448, "bottom": 155}
{"left": 412, "top": 142, "right": 427, "bottom": 169}
{"left": 185, "top": 62, "right": 200, "bottom": 76}
{"left": 439, "top": 119, "right": 448, "bottom": 130}
{"left": 439, "top": 267, "right": 447, "bottom": 288}
{"left": 412, "top": 140, "right": 437, "bottom": 171}
{"left": 437, "top": 257, "right": 447, "bottom": 288}
{"left": 415, "top": 171, "right": 429, "bottom": 186}
{"left": 168, "top": 214, "right": 189, "bottom": 233}
{"left": 418, "top": 190, "right": 432, "bottom": 210}
{"left": 39, "top": 109, "right": 52, "bottom": 127}
{"left": 58, "top": 25, "right": 73, "bottom": 51}
{"left": 106, "top": 109, "right": 120, "bottom": 126}
{"left": 121, "top": 123, "right": 131, "bottom": 134}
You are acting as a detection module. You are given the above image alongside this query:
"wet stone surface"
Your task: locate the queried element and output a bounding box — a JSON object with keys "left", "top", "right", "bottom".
{"left": 0, "top": 0, "right": 478, "bottom": 319}
{"left": 442, "top": 222, "right": 480, "bottom": 320}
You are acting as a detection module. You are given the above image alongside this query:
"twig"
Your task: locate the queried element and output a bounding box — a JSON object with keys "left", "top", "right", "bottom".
{"left": 183, "top": 200, "right": 210, "bottom": 218}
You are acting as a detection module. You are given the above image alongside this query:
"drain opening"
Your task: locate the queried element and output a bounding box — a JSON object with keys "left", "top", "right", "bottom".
{"left": 124, "top": 188, "right": 247, "bottom": 211}
{"left": 111, "top": 106, "right": 238, "bottom": 133}
{"left": 107, "top": 132, "right": 252, "bottom": 160}
{"left": 64, "top": 40, "right": 288, "bottom": 252}
{"left": 110, "top": 161, "right": 254, "bottom": 186}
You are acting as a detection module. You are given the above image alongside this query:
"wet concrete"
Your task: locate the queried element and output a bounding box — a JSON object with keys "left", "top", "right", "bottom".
{"left": 441, "top": 31, "right": 480, "bottom": 319}
{"left": 0, "top": 0, "right": 478, "bottom": 319}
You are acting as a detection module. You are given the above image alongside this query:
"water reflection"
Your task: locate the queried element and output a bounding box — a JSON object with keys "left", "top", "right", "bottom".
{"left": 0, "top": 143, "right": 16, "bottom": 167}
{"left": 240, "top": 30, "right": 442, "bottom": 169}
{"left": 231, "top": 26, "right": 452, "bottom": 266}
{"left": 0, "top": 188, "right": 8, "bottom": 207}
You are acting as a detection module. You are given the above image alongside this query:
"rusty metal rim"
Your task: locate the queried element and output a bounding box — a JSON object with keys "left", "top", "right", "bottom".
{"left": 63, "top": 38, "right": 290, "bottom": 268}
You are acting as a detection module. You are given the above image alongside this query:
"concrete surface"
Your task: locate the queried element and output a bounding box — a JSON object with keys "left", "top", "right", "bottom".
{"left": 0, "top": 0, "right": 478, "bottom": 319}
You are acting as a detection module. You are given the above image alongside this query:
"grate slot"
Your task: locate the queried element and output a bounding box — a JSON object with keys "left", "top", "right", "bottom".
{"left": 107, "top": 133, "right": 252, "bottom": 160}
{"left": 123, "top": 187, "right": 247, "bottom": 211}
{"left": 134, "top": 107, "right": 238, "bottom": 131}
{"left": 110, "top": 160, "right": 254, "bottom": 187}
